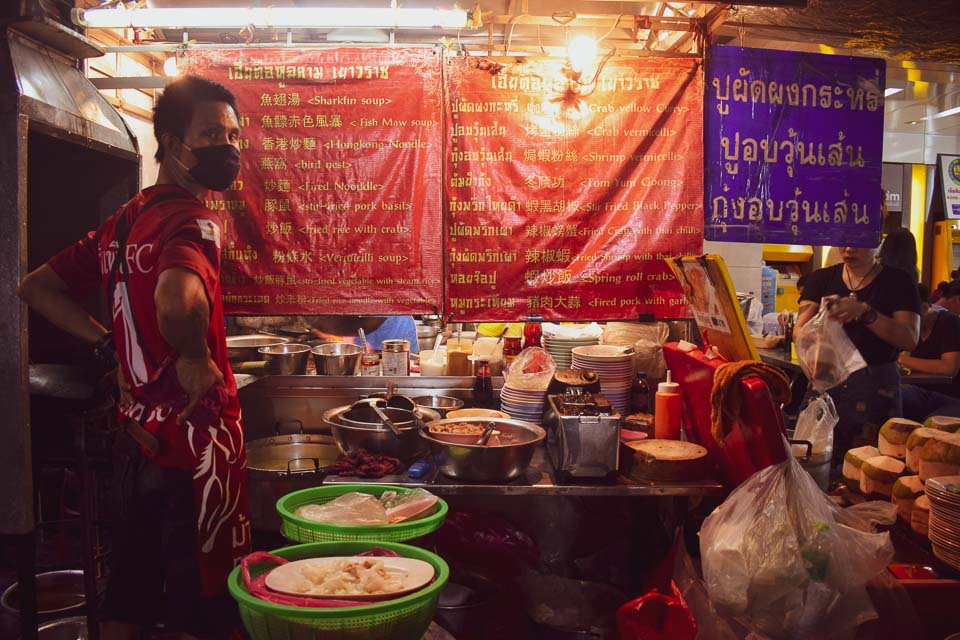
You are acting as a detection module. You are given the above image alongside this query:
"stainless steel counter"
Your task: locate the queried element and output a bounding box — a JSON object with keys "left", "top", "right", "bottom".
{"left": 239, "top": 374, "right": 724, "bottom": 497}
{"left": 323, "top": 446, "right": 724, "bottom": 497}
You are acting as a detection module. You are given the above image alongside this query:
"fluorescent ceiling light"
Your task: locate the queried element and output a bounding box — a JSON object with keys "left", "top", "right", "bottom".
{"left": 73, "top": 6, "right": 469, "bottom": 30}
{"left": 932, "top": 106, "right": 960, "bottom": 119}
{"left": 884, "top": 87, "right": 903, "bottom": 97}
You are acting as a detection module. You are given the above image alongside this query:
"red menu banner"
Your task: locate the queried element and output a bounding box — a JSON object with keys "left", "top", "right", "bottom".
{"left": 183, "top": 48, "right": 443, "bottom": 315}
{"left": 443, "top": 56, "right": 703, "bottom": 321}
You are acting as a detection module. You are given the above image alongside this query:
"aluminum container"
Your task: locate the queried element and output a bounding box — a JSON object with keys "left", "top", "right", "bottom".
{"left": 226, "top": 335, "right": 290, "bottom": 361}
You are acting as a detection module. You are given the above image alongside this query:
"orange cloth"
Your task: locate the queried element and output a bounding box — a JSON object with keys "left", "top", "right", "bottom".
{"left": 710, "top": 361, "right": 792, "bottom": 446}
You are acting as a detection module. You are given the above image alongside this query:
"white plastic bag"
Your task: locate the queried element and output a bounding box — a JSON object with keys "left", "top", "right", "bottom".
{"left": 794, "top": 299, "right": 867, "bottom": 393}
{"left": 699, "top": 447, "right": 894, "bottom": 639}
{"left": 791, "top": 394, "right": 838, "bottom": 457}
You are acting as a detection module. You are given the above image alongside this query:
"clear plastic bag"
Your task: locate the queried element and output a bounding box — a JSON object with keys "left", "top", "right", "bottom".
{"left": 504, "top": 347, "right": 556, "bottom": 391}
{"left": 791, "top": 394, "right": 838, "bottom": 457}
{"left": 294, "top": 492, "right": 388, "bottom": 526}
{"left": 699, "top": 447, "right": 894, "bottom": 639}
{"left": 794, "top": 299, "right": 868, "bottom": 393}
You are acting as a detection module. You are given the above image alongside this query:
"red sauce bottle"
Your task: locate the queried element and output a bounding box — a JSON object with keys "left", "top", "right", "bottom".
{"left": 523, "top": 314, "right": 542, "bottom": 350}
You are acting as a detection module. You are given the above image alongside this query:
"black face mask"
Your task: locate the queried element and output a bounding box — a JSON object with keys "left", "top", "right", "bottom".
{"left": 179, "top": 143, "right": 241, "bottom": 191}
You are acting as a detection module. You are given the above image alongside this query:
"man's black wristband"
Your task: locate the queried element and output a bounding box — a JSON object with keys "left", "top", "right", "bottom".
{"left": 93, "top": 331, "right": 116, "bottom": 364}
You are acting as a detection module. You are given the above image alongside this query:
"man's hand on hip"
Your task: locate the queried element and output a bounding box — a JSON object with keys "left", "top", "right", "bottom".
{"left": 176, "top": 355, "right": 224, "bottom": 424}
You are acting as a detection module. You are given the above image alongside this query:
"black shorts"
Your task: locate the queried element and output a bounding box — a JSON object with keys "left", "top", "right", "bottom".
{"left": 103, "top": 432, "right": 239, "bottom": 639}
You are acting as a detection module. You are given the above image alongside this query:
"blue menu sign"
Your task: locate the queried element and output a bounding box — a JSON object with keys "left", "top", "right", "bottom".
{"left": 704, "top": 46, "right": 885, "bottom": 247}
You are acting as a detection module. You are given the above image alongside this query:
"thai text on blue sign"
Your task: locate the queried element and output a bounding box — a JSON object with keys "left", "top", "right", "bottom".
{"left": 704, "top": 46, "right": 885, "bottom": 247}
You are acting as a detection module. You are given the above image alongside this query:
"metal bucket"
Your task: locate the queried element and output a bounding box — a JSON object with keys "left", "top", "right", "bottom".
{"left": 789, "top": 436, "right": 831, "bottom": 491}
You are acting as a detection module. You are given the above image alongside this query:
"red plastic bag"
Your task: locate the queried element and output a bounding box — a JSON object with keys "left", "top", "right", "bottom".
{"left": 616, "top": 581, "right": 697, "bottom": 640}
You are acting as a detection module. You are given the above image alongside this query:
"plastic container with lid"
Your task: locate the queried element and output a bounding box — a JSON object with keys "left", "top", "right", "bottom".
{"left": 523, "top": 314, "right": 542, "bottom": 350}
{"left": 654, "top": 370, "right": 682, "bottom": 440}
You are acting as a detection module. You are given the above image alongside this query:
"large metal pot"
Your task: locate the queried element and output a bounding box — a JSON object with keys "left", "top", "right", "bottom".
{"left": 258, "top": 343, "right": 311, "bottom": 375}
{"left": 37, "top": 616, "right": 88, "bottom": 640}
{"left": 227, "top": 335, "right": 290, "bottom": 361}
{"left": 311, "top": 342, "right": 363, "bottom": 375}
{"left": 420, "top": 418, "right": 546, "bottom": 482}
{"left": 323, "top": 404, "right": 440, "bottom": 462}
{"left": 1, "top": 570, "right": 86, "bottom": 616}
{"left": 245, "top": 430, "right": 340, "bottom": 532}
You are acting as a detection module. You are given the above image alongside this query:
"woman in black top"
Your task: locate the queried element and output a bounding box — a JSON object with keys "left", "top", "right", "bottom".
{"left": 900, "top": 284, "right": 960, "bottom": 421}
{"left": 797, "top": 246, "right": 921, "bottom": 467}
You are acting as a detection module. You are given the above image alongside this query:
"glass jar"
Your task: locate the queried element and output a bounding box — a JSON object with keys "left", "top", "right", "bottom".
{"left": 360, "top": 352, "right": 381, "bottom": 376}
{"left": 380, "top": 339, "right": 410, "bottom": 376}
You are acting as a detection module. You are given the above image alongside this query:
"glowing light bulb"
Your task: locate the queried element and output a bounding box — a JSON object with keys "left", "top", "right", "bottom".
{"left": 567, "top": 35, "right": 597, "bottom": 72}
{"left": 163, "top": 56, "right": 180, "bottom": 77}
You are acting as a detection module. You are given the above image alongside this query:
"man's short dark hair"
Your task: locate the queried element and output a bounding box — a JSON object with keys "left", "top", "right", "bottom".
{"left": 153, "top": 75, "right": 239, "bottom": 162}
{"left": 945, "top": 281, "right": 960, "bottom": 299}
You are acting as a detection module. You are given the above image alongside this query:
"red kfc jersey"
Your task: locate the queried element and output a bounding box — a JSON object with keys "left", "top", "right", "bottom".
{"left": 48, "top": 184, "right": 240, "bottom": 468}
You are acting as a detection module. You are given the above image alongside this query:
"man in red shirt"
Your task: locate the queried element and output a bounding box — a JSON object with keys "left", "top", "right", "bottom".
{"left": 18, "top": 75, "right": 248, "bottom": 639}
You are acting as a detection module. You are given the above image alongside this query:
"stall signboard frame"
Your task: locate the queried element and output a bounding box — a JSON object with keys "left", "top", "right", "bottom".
{"left": 442, "top": 56, "right": 704, "bottom": 321}
{"left": 704, "top": 45, "right": 885, "bottom": 248}
{"left": 938, "top": 154, "right": 960, "bottom": 220}
{"left": 183, "top": 48, "right": 444, "bottom": 316}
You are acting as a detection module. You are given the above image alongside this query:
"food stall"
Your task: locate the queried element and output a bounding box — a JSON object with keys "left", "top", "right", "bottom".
{"left": 6, "top": 0, "right": 960, "bottom": 639}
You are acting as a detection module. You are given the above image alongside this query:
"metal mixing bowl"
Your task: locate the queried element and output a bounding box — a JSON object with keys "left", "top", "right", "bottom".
{"left": 412, "top": 395, "right": 465, "bottom": 416}
{"left": 420, "top": 417, "right": 546, "bottom": 482}
{"left": 323, "top": 404, "right": 441, "bottom": 461}
{"left": 226, "top": 335, "right": 290, "bottom": 361}
{"left": 311, "top": 342, "right": 363, "bottom": 375}
{"left": 258, "top": 343, "right": 311, "bottom": 375}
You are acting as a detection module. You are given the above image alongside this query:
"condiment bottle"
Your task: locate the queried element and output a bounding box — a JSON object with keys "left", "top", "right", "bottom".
{"left": 472, "top": 357, "right": 494, "bottom": 409}
{"left": 523, "top": 314, "right": 542, "bottom": 350}
{"left": 360, "top": 352, "right": 381, "bottom": 376}
{"left": 631, "top": 371, "right": 650, "bottom": 414}
{"left": 502, "top": 335, "right": 522, "bottom": 373}
{"left": 654, "top": 370, "right": 682, "bottom": 440}
{"left": 783, "top": 316, "right": 794, "bottom": 358}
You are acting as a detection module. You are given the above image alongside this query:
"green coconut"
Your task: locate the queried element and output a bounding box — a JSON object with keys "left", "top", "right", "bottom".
{"left": 861, "top": 456, "right": 905, "bottom": 485}
{"left": 892, "top": 475, "right": 924, "bottom": 500}
{"left": 844, "top": 445, "right": 880, "bottom": 469}
{"left": 923, "top": 416, "right": 960, "bottom": 433}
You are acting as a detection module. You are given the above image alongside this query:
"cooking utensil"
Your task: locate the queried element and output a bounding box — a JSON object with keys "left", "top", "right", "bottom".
{"left": 258, "top": 343, "right": 311, "bottom": 375}
{"left": 368, "top": 385, "right": 418, "bottom": 411}
{"left": 358, "top": 328, "right": 368, "bottom": 353}
{"left": 227, "top": 335, "right": 290, "bottom": 362}
{"left": 420, "top": 418, "right": 546, "bottom": 482}
{"left": 245, "top": 423, "right": 340, "bottom": 532}
{"left": 370, "top": 399, "right": 403, "bottom": 438}
{"left": 311, "top": 342, "right": 363, "bottom": 375}
{"left": 264, "top": 556, "right": 436, "bottom": 599}
{"left": 475, "top": 422, "right": 497, "bottom": 446}
{"left": 325, "top": 404, "right": 439, "bottom": 461}
{"left": 411, "top": 395, "right": 464, "bottom": 417}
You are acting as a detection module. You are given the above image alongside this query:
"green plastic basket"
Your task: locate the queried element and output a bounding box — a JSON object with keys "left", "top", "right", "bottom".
{"left": 229, "top": 540, "right": 449, "bottom": 640}
{"left": 276, "top": 484, "right": 448, "bottom": 544}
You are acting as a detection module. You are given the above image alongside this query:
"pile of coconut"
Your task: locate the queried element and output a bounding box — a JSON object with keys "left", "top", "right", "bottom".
{"left": 841, "top": 416, "right": 960, "bottom": 537}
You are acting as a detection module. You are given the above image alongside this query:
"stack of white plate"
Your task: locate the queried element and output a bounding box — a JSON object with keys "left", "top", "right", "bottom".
{"left": 926, "top": 476, "right": 960, "bottom": 570}
{"left": 543, "top": 334, "right": 600, "bottom": 369}
{"left": 499, "top": 384, "right": 547, "bottom": 424}
{"left": 571, "top": 345, "right": 635, "bottom": 415}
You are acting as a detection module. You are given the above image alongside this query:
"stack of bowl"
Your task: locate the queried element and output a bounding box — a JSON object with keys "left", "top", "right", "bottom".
{"left": 542, "top": 329, "right": 599, "bottom": 369}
